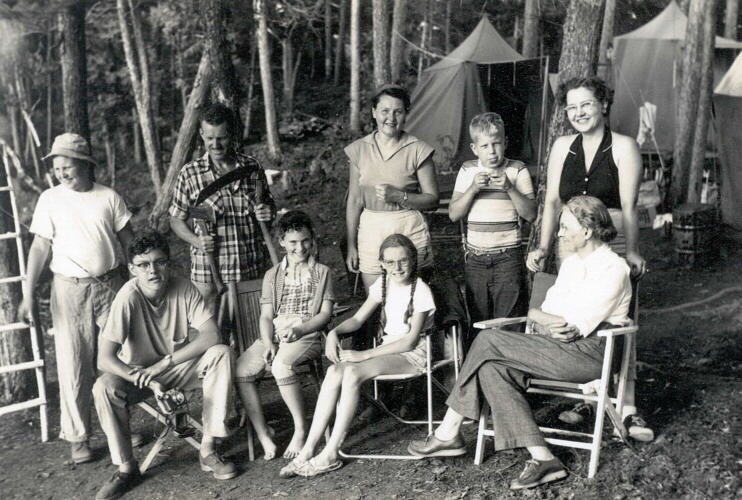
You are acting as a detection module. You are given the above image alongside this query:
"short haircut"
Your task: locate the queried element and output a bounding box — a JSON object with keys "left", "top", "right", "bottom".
{"left": 469, "top": 112, "right": 506, "bottom": 143}
{"left": 275, "top": 210, "right": 315, "bottom": 240}
{"left": 128, "top": 231, "right": 170, "bottom": 261}
{"left": 371, "top": 84, "right": 411, "bottom": 112}
{"left": 557, "top": 76, "right": 614, "bottom": 115}
{"left": 565, "top": 195, "right": 617, "bottom": 243}
{"left": 199, "top": 103, "right": 238, "bottom": 136}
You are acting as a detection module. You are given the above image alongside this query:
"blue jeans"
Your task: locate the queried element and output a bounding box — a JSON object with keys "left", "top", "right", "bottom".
{"left": 464, "top": 247, "right": 525, "bottom": 348}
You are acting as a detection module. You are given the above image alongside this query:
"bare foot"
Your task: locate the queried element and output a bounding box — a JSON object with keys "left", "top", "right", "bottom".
{"left": 258, "top": 426, "right": 277, "bottom": 461}
{"left": 282, "top": 430, "right": 307, "bottom": 459}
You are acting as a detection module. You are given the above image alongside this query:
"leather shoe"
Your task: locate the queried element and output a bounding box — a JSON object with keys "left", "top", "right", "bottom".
{"left": 95, "top": 469, "right": 142, "bottom": 500}
{"left": 200, "top": 452, "right": 238, "bottom": 480}
{"left": 70, "top": 441, "right": 93, "bottom": 464}
{"left": 407, "top": 433, "right": 466, "bottom": 457}
{"left": 509, "top": 458, "right": 567, "bottom": 490}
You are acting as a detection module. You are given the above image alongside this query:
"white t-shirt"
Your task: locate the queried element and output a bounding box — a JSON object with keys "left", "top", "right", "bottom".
{"left": 453, "top": 159, "right": 534, "bottom": 250}
{"left": 541, "top": 245, "right": 631, "bottom": 336}
{"left": 369, "top": 276, "right": 436, "bottom": 345}
{"left": 29, "top": 183, "right": 132, "bottom": 278}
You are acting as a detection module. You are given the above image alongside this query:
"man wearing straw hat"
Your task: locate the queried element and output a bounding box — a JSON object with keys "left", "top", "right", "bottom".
{"left": 18, "top": 132, "right": 134, "bottom": 464}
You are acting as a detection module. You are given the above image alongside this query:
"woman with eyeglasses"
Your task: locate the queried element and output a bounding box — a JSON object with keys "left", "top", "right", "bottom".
{"left": 526, "top": 76, "right": 652, "bottom": 442}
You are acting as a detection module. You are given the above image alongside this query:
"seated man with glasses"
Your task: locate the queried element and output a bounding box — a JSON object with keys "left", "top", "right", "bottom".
{"left": 93, "top": 231, "right": 236, "bottom": 500}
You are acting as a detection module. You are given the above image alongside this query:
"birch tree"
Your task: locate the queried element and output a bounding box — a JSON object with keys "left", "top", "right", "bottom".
{"left": 597, "top": 0, "right": 616, "bottom": 80}
{"left": 349, "top": 0, "right": 361, "bottom": 133}
{"left": 334, "top": 0, "right": 348, "bottom": 85}
{"left": 373, "top": 0, "right": 390, "bottom": 88}
{"left": 523, "top": 0, "right": 540, "bottom": 58}
{"left": 390, "top": 0, "right": 408, "bottom": 82}
{"left": 254, "top": 0, "right": 281, "bottom": 158}
{"left": 724, "top": 0, "right": 739, "bottom": 39}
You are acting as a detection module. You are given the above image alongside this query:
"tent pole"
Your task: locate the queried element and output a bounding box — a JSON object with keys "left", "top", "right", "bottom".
{"left": 538, "top": 55, "right": 550, "bottom": 169}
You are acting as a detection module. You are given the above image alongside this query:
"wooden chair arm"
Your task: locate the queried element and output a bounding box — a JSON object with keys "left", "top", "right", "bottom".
{"left": 596, "top": 325, "right": 638, "bottom": 337}
{"left": 473, "top": 317, "right": 527, "bottom": 330}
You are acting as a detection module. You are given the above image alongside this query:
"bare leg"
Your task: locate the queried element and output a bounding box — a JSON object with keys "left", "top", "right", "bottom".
{"left": 311, "top": 355, "right": 417, "bottom": 466}
{"left": 361, "top": 272, "right": 379, "bottom": 293}
{"left": 293, "top": 364, "right": 346, "bottom": 463}
{"left": 278, "top": 382, "right": 307, "bottom": 459}
{"left": 236, "top": 381, "right": 277, "bottom": 460}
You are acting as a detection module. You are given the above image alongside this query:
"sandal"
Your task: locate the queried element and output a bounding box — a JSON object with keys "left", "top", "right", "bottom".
{"left": 295, "top": 457, "right": 343, "bottom": 478}
{"left": 624, "top": 414, "right": 654, "bottom": 442}
{"left": 558, "top": 402, "right": 594, "bottom": 425}
{"left": 279, "top": 459, "right": 306, "bottom": 479}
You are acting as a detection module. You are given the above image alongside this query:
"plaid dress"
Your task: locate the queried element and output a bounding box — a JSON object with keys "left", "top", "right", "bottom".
{"left": 169, "top": 152, "right": 274, "bottom": 283}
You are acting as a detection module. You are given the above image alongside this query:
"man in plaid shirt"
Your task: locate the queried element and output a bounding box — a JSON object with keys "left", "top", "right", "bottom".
{"left": 170, "top": 104, "right": 274, "bottom": 313}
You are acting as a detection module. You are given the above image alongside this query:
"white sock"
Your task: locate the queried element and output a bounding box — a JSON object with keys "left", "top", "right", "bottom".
{"left": 622, "top": 405, "right": 637, "bottom": 420}
{"left": 434, "top": 426, "right": 457, "bottom": 441}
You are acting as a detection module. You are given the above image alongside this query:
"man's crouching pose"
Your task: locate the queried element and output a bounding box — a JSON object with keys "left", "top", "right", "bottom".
{"left": 93, "top": 231, "right": 236, "bottom": 500}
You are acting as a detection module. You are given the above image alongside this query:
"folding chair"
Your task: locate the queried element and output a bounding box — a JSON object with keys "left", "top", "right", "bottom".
{"left": 233, "top": 278, "right": 325, "bottom": 461}
{"left": 338, "top": 280, "right": 464, "bottom": 460}
{"left": 472, "top": 272, "right": 638, "bottom": 478}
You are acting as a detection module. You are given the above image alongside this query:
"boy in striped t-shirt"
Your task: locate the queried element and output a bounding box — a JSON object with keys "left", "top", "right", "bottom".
{"left": 449, "top": 113, "right": 536, "bottom": 339}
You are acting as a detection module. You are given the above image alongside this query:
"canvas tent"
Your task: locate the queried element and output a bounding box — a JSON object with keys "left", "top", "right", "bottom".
{"left": 406, "top": 17, "right": 548, "bottom": 167}
{"left": 612, "top": 1, "right": 742, "bottom": 152}
{"left": 714, "top": 52, "right": 742, "bottom": 232}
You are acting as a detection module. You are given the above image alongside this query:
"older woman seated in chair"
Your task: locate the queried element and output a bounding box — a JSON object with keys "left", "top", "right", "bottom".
{"left": 407, "top": 195, "right": 632, "bottom": 490}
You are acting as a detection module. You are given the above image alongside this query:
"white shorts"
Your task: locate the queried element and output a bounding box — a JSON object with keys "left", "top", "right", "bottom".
{"left": 357, "top": 209, "right": 434, "bottom": 274}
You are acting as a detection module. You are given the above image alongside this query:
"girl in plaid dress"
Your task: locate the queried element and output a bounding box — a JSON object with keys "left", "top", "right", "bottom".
{"left": 235, "top": 211, "right": 336, "bottom": 460}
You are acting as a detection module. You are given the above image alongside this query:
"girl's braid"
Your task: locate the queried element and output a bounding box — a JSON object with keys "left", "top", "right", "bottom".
{"left": 379, "top": 268, "right": 388, "bottom": 339}
{"left": 404, "top": 268, "right": 417, "bottom": 325}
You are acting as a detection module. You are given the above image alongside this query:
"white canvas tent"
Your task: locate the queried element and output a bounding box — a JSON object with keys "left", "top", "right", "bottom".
{"left": 713, "top": 52, "right": 742, "bottom": 231}
{"left": 612, "top": 1, "right": 742, "bottom": 152}
{"left": 406, "top": 17, "right": 549, "bottom": 167}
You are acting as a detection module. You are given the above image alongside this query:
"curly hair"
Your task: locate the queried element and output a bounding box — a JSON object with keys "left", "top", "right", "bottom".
{"left": 378, "top": 234, "right": 418, "bottom": 335}
{"left": 275, "top": 210, "right": 315, "bottom": 240}
{"left": 371, "top": 84, "right": 411, "bottom": 112}
{"left": 128, "top": 231, "right": 170, "bottom": 261}
{"left": 557, "top": 76, "right": 614, "bottom": 116}
{"left": 199, "top": 103, "right": 238, "bottom": 137}
{"left": 565, "top": 195, "right": 617, "bottom": 243}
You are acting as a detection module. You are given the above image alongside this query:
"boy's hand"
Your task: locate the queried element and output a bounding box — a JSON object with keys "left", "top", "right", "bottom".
{"left": 325, "top": 331, "right": 340, "bottom": 364}
{"left": 488, "top": 171, "right": 512, "bottom": 191}
{"left": 279, "top": 327, "right": 300, "bottom": 343}
{"left": 263, "top": 344, "right": 278, "bottom": 364}
{"left": 470, "top": 172, "right": 489, "bottom": 193}
{"left": 526, "top": 247, "right": 548, "bottom": 272}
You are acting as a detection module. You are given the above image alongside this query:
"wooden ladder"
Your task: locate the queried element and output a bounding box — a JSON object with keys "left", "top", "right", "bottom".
{"left": 0, "top": 145, "right": 49, "bottom": 442}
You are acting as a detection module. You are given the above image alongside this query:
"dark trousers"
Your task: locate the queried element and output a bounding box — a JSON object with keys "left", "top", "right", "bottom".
{"left": 464, "top": 247, "right": 525, "bottom": 349}
{"left": 446, "top": 329, "right": 605, "bottom": 451}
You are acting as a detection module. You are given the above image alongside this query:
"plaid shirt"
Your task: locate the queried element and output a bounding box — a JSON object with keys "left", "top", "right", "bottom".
{"left": 169, "top": 152, "right": 274, "bottom": 283}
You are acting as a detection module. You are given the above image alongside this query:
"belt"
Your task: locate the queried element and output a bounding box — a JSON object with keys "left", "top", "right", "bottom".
{"left": 55, "top": 267, "right": 121, "bottom": 284}
{"left": 465, "top": 245, "right": 519, "bottom": 257}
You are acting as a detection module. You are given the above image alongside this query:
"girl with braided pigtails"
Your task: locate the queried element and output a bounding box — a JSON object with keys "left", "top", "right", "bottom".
{"left": 279, "top": 234, "right": 436, "bottom": 478}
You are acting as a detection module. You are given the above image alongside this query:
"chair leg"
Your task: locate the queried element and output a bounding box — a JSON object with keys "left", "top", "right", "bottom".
{"left": 474, "top": 402, "right": 488, "bottom": 465}
{"left": 140, "top": 425, "right": 170, "bottom": 474}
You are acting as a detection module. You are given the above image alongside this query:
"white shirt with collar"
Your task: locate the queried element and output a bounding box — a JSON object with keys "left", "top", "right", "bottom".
{"left": 540, "top": 244, "right": 631, "bottom": 336}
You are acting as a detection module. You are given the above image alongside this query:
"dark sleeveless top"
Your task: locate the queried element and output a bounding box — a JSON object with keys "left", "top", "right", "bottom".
{"left": 559, "top": 129, "right": 621, "bottom": 209}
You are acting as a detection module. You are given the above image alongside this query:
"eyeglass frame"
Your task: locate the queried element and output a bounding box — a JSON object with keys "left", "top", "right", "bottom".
{"left": 130, "top": 258, "right": 170, "bottom": 271}
{"left": 563, "top": 99, "right": 601, "bottom": 115}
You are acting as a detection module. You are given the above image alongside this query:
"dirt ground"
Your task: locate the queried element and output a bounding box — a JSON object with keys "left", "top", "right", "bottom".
{"left": 1, "top": 176, "right": 740, "bottom": 499}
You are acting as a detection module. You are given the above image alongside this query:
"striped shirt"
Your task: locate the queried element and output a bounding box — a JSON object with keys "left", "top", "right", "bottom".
{"left": 453, "top": 159, "right": 534, "bottom": 251}
{"left": 169, "top": 152, "right": 274, "bottom": 283}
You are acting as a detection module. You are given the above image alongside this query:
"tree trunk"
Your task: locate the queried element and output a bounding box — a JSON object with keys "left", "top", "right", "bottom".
{"left": 58, "top": 0, "right": 89, "bottom": 142}
{"left": 679, "top": 0, "right": 691, "bottom": 14}
{"left": 205, "top": 0, "right": 241, "bottom": 120}
{"left": 243, "top": 43, "right": 257, "bottom": 140}
{"left": 117, "top": 0, "right": 163, "bottom": 189}
{"left": 148, "top": 51, "right": 211, "bottom": 230}
{"left": 325, "top": 0, "right": 333, "bottom": 79}
{"left": 254, "top": 0, "right": 281, "bottom": 159}
{"left": 688, "top": 0, "right": 718, "bottom": 203}
{"left": 281, "top": 37, "right": 303, "bottom": 117}
{"left": 523, "top": 0, "right": 540, "bottom": 58}
{"left": 373, "top": 0, "right": 391, "bottom": 89}
{"left": 334, "top": 0, "right": 348, "bottom": 85}
{"left": 45, "top": 24, "right": 54, "bottom": 151}
{"left": 597, "top": 0, "right": 616, "bottom": 80}
{"left": 132, "top": 107, "right": 142, "bottom": 163}
{"left": 527, "top": 0, "right": 603, "bottom": 264}
{"left": 349, "top": 0, "right": 361, "bottom": 133}
{"left": 672, "top": 0, "right": 707, "bottom": 206}
{"left": 417, "top": 0, "right": 431, "bottom": 75}
{"left": 0, "top": 162, "right": 32, "bottom": 403}
{"left": 444, "top": 0, "right": 452, "bottom": 53}
{"left": 725, "top": 0, "right": 739, "bottom": 39}
{"left": 390, "top": 0, "right": 408, "bottom": 82}
{"left": 103, "top": 121, "right": 116, "bottom": 188}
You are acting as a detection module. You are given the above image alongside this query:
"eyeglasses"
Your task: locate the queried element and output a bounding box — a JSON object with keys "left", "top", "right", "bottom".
{"left": 382, "top": 258, "right": 411, "bottom": 268}
{"left": 564, "top": 100, "right": 598, "bottom": 115}
{"left": 132, "top": 259, "right": 169, "bottom": 271}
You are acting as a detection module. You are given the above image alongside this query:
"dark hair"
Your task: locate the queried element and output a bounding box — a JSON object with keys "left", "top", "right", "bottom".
{"left": 565, "top": 195, "right": 617, "bottom": 243}
{"left": 557, "top": 76, "right": 614, "bottom": 115}
{"left": 275, "top": 210, "right": 315, "bottom": 240}
{"left": 371, "top": 85, "right": 411, "bottom": 112}
{"left": 128, "top": 231, "right": 170, "bottom": 261}
{"left": 199, "top": 103, "right": 238, "bottom": 137}
{"left": 469, "top": 112, "right": 506, "bottom": 142}
{"left": 378, "top": 234, "right": 418, "bottom": 334}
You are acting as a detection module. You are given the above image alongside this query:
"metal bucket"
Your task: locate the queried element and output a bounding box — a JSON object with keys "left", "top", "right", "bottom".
{"left": 673, "top": 203, "right": 719, "bottom": 266}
